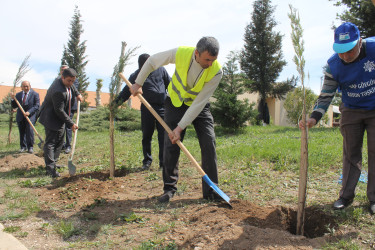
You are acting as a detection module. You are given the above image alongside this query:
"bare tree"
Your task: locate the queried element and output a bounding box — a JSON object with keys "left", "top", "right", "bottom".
{"left": 7, "top": 54, "right": 31, "bottom": 144}
{"left": 108, "top": 42, "right": 138, "bottom": 178}
{"left": 288, "top": 4, "right": 308, "bottom": 236}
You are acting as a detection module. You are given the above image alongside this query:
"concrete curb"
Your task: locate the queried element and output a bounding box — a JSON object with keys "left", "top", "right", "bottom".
{"left": 0, "top": 224, "right": 28, "bottom": 250}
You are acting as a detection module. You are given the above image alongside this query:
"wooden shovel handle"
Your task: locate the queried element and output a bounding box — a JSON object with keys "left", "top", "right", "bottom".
{"left": 69, "top": 101, "right": 80, "bottom": 160}
{"left": 13, "top": 98, "right": 43, "bottom": 142}
{"left": 119, "top": 73, "right": 206, "bottom": 177}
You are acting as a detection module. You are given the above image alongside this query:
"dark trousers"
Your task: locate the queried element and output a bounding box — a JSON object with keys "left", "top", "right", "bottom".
{"left": 163, "top": 97, "right": 218, "bottom": 197}
{"left": 17, "top": 119, "right": 34, "bottom": 149}
{"left": 64, "top": 111, "right": 75, "bottom": 148}
{"left": 44, "top": 126, "right": 65, "bottom": 172}
{"left": 141, "top": 104, "right": 165, "bottom": 167}
{"left": 339, "top": 105, "right": 375, "bottom": 201}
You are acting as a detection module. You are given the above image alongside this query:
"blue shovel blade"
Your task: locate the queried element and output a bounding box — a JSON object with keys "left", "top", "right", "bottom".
{"left": 202, "top": 175, "right": 231, "bottom": 206}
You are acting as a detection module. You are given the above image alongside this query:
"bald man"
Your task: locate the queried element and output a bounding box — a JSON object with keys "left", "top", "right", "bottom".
{"left": 11, "top": 81, "right": 40, "bottom": 153}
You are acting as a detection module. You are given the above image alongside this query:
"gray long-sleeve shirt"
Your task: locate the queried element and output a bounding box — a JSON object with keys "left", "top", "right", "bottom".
{"left": 135, "top": 48, "right": 222, "bottom": 129}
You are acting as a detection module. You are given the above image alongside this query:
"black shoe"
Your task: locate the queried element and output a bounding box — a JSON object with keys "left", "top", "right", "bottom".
{"left": 333, "top": 197, "right": 353, "bottom": 210}
{"left": 141, "top": 164, "right": 151, "bottom": 171}
{"left": 19, "top": 148, "right": 26, "bottom": 153}
{"left": 28, "top": 148, "right": 33, "bottom": 154}
{"left": 203, "top": 192, "right": 223, "bottom": 202}
{"left": 64, "top": 147, "right": 71, "bottom": 154}
{"left": 46, "top": 169, "right": 61, "bottom": 178}
{"left": 159, "top": 165, "right": 164, "bottom": 169}
{"left": 370, "top": 201, "right": 375, "bottom": 215}
{"left": 157, "top": 192, "right": 174, "bottom": 203}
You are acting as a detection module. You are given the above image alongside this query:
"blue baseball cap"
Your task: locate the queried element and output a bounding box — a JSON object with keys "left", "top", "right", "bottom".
{"left": 333, "top": 22, "right": 360, "bottom": 53}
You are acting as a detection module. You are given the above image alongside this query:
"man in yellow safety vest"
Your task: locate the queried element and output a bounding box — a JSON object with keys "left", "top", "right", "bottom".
{"left": 130, "top": 37, "right": 223, "bottom": 203}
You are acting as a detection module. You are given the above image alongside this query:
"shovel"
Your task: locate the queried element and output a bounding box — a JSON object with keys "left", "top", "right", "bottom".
{"left": 68, "top": 101, "right": 81, "bottom": 175}
{"left": 119, "top": 73, "right": 231, "bottom": 206}
{"left": 13, "top": 98, "right": 44, "bottom": 149}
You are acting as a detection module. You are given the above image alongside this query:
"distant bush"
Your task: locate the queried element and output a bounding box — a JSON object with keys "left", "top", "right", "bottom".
{"left": 79, "top": 106, "right": 141, "bottom": 132}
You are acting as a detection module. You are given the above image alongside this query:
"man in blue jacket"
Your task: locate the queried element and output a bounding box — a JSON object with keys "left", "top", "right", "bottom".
{"left": 300, "top": 22, "right": 375, "bottom": 214}
{"left": 11, "top": 81, "right": 40, "bottom": 153}
{"left": 114, "top": 53, "right": 170, "bottom": 170}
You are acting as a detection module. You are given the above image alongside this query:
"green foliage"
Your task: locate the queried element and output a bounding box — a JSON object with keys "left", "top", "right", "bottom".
{"left": 1, "top": 94, "right": 12, "bottom": 114}
{"left": 211, "top": 51, "right": 258, "bottom": 128}
{"left": 54, "top": 220, "right": 81, "bottom": 240}
{"left": 118, "top": 212, "right": 148, "bottom": 223}
{"left": 240, "top": 0, "right": 294, "bottom": 123}
{"left": 3, "top": 226, "right": 21, "bottom": 233}
{"left": 283, "top": 86, "right": 317, "bottom": 126}
{"left": 79, "top": 106, "right": 141, "bottom": 132}
{"left": 61, "top": 6, "right": 90, "bottom": 110}
{"left": 330, "top": 0, "right": 375, "bottom": 37}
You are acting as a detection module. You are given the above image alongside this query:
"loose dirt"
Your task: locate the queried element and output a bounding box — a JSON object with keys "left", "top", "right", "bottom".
{"left": 0, "top": 154, "right": 356, "bottom": 249}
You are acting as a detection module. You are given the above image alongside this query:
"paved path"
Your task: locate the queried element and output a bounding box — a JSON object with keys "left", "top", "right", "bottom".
{"left": 0, "top": 224, "right": 28, "bottom": 250}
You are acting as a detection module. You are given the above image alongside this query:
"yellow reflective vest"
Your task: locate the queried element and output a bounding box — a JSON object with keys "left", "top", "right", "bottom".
{"left": 168, "top": 46, "right": 221, "bottom": 107}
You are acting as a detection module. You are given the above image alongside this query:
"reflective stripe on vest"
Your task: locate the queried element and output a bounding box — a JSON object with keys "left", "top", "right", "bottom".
{"left": 168, "top": 46, "right": 221, "bottom": 107}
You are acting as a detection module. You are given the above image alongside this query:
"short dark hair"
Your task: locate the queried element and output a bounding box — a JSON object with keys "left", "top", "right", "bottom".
{"left": 62, "top": 68, "right": 78, "bottom": 78}
{"left": 138, "top": 53, "right": 150, "bottom": 69}
{"left": 196, "top": 37, "right": 220, "bottom": 56}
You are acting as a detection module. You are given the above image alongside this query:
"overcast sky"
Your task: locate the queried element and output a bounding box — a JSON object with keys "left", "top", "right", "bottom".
{"left": 0, "top": 0, "right": 344, "bottom": 95}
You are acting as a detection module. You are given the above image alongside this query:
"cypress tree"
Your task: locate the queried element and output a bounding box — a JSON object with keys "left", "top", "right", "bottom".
{"left": 61, "top": 6, "right": 90, "bottom": 110}
{"left": 240, "top": 0, "right": 294, "bottom": 124}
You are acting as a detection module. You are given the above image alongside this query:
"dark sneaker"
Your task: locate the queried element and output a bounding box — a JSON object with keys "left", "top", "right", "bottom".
{"left": 141, "top": 164, "right": 151, "bottom": 171}
{"left": 333, "top": 197, "right": 353, "bottom": 210}
{"left": 64, "top": 147, "right": 71, "bottom": 154}
{"left": 28, "top": 148, "right": 34, "bottom": 154}
{"left": 46, "top": 169, "right": 61, "bottom": 178}
{"left": 370, "top": 201, "right": 375, "bottom": 215}
{"left": 157, "top": 192, "right": 174, "bottom": 203}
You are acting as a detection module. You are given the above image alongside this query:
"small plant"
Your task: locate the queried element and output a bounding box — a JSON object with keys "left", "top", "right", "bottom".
{"left": 3, "top": 225, "right": 21, "bottom": 233}
{"left": 145, "top": 172, "right": 159, "bottom": 181}
{"left": 18, "top": 231, "right": 28, "bottom": 237}
{"left": 83, "top": 212, "right": 99, "bottom": 221}
{"left": 54, "top": 220, "right": 81, "bottom": 240}
{"left": 19, "top": 177, "right": 50, "bottom": 188}
{"left": 118, "top": 212, "right": 148, "bottom": 224}
{"left": 154, "top": 222, "right": 176, "bottom": 234}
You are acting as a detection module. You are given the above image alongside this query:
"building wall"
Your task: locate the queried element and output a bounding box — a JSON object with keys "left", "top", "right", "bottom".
{"left": 0, "top": 85, "right": 141, "bottom": 110}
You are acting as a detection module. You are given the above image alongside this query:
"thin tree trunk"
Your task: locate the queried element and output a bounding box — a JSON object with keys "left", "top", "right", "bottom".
{"left": 7, "top": 111, "right": 14, "bottom": 144}
{"left": 109, "top": 111, "right": 115, "bottom": 178}
{"left": 297, "top": 96, "right": 308, "bottom": 235}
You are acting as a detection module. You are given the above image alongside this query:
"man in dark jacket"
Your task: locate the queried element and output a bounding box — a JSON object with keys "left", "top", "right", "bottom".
{"left": 11, "top": 81, "right": 40, "bottom": 153}
{"left": 114, "top": 53, "right": 170, "bottom": 170}
{"left": 58, "top": 65, "right": 80, "bottom": 154}
{"left": 39, "top": 68, "right": 83, "bottom": 177}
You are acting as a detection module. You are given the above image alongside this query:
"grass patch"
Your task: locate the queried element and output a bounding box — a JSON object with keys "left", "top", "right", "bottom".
{"left": 54, "top": 220, "right": 81, "bottom": 240}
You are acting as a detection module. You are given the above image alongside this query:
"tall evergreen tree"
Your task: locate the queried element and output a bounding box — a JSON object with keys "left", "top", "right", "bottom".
{"left": 330, "top": 0, "right": 375, "bottom": 37}
{"left": 61, "top": 6, "right": 90, "bottom": 109}
{"left": 211, "top": 51, "right": 258, "bottom": 129}
{"left": 240, "top": 0, "right": 294, "bottom": 124}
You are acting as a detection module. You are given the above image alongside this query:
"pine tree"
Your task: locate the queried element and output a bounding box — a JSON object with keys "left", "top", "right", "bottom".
{"left": 240, "top": 0, "right": 294, "bottom": 124}
{"left": 330, "top": 0, "right": 375, "bottom": 37}
{"left": 61, "top": 6, "right": 90, "bottom": 110}
{"left": 211, "top": 51, "right": 258, "bottom": 129}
